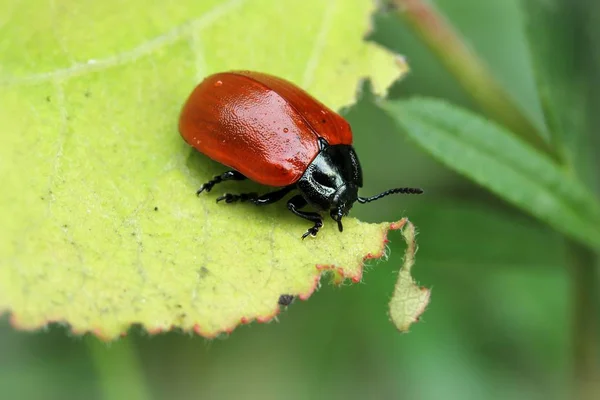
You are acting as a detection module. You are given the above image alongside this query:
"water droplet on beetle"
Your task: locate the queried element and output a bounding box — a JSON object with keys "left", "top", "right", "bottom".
{"left": 214, "top": 80, "right": 223, "bottom": 87}
{"left": 283, "top": 128, "right": 289, "bottom": 133}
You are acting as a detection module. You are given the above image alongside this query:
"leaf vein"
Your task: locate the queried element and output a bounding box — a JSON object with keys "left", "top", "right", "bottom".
{"left": 302, "top": 0, "right": 336, "bottom": 88}
{"left": 0, "top": 0, "right": 247, "bottom": 87}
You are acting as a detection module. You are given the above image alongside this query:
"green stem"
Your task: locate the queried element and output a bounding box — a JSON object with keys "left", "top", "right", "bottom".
{"left": 389, "top": 0, "right": 559, "bottom": 161}
{"left": 86, "top": 335, "right": 151, "bottom": 400}
{"left": 568, "top": 1, "right": 600, "bottom": 397}
{"left": 566, "top": 241, "right": 600, "bottom": 400}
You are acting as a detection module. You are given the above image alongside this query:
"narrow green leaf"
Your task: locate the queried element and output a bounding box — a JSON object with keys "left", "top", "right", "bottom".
{"left": 520, "top": 0, "right": 589, "bottom": 175}
{"left": 386, "top": 0, "right": 557, "bottom": 160}
{"left": 381, "top": 97, "right": 600, "bottom": 251}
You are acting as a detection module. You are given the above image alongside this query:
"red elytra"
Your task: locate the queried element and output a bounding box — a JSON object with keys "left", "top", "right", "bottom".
{"left": 179, "top": 71, "right": 352, "bottom": 186}
{"left": 179, "top": 71, "right": 423, "bottom": 239}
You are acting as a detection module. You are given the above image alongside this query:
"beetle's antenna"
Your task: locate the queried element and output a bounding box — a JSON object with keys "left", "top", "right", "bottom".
{"left": 357, "top": 187, "right": 423, "bottom": 204}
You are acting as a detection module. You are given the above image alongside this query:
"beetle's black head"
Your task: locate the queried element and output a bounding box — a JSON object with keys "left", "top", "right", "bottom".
{"left": 297, "top": 139, "right": 363, "bottom": 232}
{"left": 297, "top": 138, "right": 424, "bottom": 234}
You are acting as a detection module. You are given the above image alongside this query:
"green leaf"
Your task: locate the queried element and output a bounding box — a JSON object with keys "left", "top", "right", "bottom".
{"left": 382, "top": 0, "right": 556, "bottom": 160}
{"left": 388, "top": 219, "right": 430, "bottom": 333}
{"left": 381, "top": 97, "right": 600, "bottom": 251}
{"left": 0, "top": 0, "right": 408, "bottom": 340}
{"left": 520, "top": 0, "right": 591, "bottom": 179}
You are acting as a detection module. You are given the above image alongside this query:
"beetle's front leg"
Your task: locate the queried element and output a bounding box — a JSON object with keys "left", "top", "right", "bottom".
{"left": 287, "top": 195, "right": 323, "bottom": 239}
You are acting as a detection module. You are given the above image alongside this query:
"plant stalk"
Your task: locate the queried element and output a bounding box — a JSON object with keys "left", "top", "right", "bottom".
{"left": 566, "top": 241, "right": 599, "bottom": 400}
{"left": 86, "top": 335, "right": 150, "bottom": 400}
{"left": 569, "top": 1, "right": 600, "bottom": 397}
{"left": 388, "top": 0, "right": 559, "bottom": 161}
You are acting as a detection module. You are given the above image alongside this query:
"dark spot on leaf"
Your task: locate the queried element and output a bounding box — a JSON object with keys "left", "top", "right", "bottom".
{"left": 62, "top": 224, "right": 68, "bottom": 228}
{"left": 46, "top": 96, "right": 51, "bottom": 102}
{"left": 278, "top": 294, "right": 294, "bottom": 306}
{"left": 197, "top": 267, "right": 209, "bottom": 279}
{"left": 176, "top": 304, "right": 182, "bottom": 308}
{"left": 154, "top": 206, "right": 158, "bottom": 211}
{"left": 84, "top": 91, "right": 91, "bottom": 97}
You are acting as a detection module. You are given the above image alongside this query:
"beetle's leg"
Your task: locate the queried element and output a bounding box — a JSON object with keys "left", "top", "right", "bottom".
{"left": 197, "top": 170, "right": 246, "bottom": 195}
{"left": 287, "top": 195, "right": 323, "bottom": 239}
{"left": 252, "top": 186, "right": 294, "bottom": 205}
{"left": 217, "top": 186, "right": 293, "bottom": 205}
{"left": 216, "top": 192, "right": 259, "bottom": 203}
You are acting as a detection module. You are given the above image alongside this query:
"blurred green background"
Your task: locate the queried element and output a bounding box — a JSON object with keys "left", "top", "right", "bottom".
{"left": 1, "top": 0, "right": 597, "bottom": 399}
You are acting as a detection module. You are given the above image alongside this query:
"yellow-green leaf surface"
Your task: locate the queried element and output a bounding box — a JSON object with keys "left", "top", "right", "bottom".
{"left": 0, "top": 0, "right": 406, "bottom": 339}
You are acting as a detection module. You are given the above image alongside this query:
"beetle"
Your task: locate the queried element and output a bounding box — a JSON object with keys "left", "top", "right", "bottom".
{"left": 179, "top": 71, "right": 423, "bottom": 239}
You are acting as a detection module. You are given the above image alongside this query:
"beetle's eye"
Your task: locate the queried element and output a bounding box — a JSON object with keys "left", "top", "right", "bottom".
{"left": 313, "top": 171, "right": 334, "bottom": 187}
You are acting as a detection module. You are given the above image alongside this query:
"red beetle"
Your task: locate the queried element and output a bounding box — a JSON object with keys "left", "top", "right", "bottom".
{"left": 179, "top": 71, "right": 423, "bottom": 238}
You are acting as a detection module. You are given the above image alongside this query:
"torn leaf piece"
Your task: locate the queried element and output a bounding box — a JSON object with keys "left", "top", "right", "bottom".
{"left": 389, "top": 219, "right": 431, "bottom": 332}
